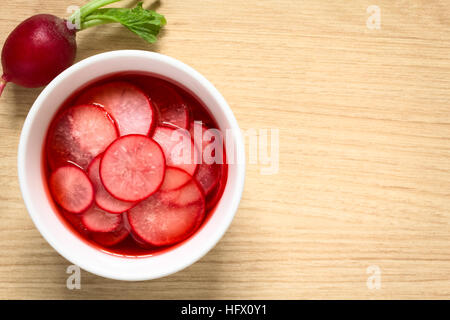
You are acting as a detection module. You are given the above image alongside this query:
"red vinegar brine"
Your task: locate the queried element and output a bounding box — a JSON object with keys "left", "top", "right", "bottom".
{"left": 44, "top": 73, "right": 228, "bottom": 257}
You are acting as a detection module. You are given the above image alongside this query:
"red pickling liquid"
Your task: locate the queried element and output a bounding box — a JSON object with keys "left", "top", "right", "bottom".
{"left": 43, "top": 72, "right": 228, "bottom": 257}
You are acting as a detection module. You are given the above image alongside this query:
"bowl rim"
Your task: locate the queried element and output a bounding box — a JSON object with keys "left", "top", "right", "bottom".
{"left": 17, "top": 50, "right": 246, "bottom": 281}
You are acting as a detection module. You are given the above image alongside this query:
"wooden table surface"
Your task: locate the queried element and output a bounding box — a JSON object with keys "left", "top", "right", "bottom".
{"left": 1, "top": 0, "right": 449, "bottom": 299}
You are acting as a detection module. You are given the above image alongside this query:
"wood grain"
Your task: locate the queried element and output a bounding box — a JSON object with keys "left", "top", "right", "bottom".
{"left": 1, "top": 0, "right": 449, "bottom": 299}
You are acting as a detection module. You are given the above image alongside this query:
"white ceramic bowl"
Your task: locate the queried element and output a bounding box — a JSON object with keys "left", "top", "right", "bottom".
{"left": 18, "top": 50, "right": 245, "bottom": 281}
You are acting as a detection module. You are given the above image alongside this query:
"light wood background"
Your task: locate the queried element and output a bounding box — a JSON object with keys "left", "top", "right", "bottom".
{"left": 0, "top": 0, "right": 449, "bottom": 299}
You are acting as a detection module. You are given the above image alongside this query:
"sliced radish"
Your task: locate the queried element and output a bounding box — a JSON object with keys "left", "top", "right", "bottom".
{"left": 87, "top": 155, "right": 135, "bottom": 214}
{"left": 153, "top": 125, "right": 199, "bottom": 176}
{"left": 46, "top": 104, "right": 118, "bottom": 169}
{"left": 195, "top": 163, "right": 222, "bottom": 195}
{"left": 82, "top": 205, "right": 122, "bottom": 232}
{"left": 144, "top": 78, "right": 190, "bottom": 129}
{"left": 128, "top": 188, "right": 205, "bottom": 246}
{"left": 123, "top": 214, "right": 152, "bottom": 249}
{"left": 160, "top": 179, "right": 205, "bottom": 207}
{"left": 76, "top": 81, "right": 155, "bottom": 136}
{"left": 206, "top": 166, "right": 227, "bottom": 210}
{"left": 91, "top": 219, "right": 129, "bottom": 246}
{"left": 100, "top": 135, "right": 166, "bottom": 202}
{"left": 61, "top": 210, "right": 90, "bottom": 236}
{"left": 49, "top": 165, "right": 94, "bottom": 214}
{"left": 160, "top": 167, "right": 192, "bottom": 192}
{"left": 190, "top": 121, "right": 223, "bottom": 195}
{"left": 130, "top": 233, "right": 153, "bottom": 249}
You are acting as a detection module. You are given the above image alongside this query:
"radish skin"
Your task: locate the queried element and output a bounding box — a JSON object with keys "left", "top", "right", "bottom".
{"left": 1, "top": 14, "right": 76, "bottom": 92}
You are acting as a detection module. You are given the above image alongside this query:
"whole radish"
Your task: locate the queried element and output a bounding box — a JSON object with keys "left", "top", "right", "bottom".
{"left": 0, "top": 0, "right": 166, "bottom": 97}
{"left": 1, "top": 15, "right": 77, "bottom": 90}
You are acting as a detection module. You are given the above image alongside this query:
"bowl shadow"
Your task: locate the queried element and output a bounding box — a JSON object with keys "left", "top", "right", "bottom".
{"left": 50, "top": 241, "right": 229, "bottom": 299}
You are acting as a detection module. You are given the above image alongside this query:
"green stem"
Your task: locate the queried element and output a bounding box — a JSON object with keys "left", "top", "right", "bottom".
{"left": 82, "top": 0, "right": 123, "bottom": 18}
{"left": 81, "top": 18, "right": 114, "bottom": 29}
{"left": 69, "top": 0, "right": 123, "bottom": 22}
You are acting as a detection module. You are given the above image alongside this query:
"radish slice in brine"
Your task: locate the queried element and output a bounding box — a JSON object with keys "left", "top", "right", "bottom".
{"left": 128, "top": 180, "right": 205, "bottom": 246}
{"left": 91, "top": 218, "right": 130, "bottom": 246}
{"left": 159, "top": 179, "right": 206, "bottom": 207}
{"left": 76, "top": 81, "right": 156, "bottom": 136}
{"left": 100, "top": 135, "right": 166, "bottom": 202}
{"left": 61, "top": 210, "right": 90, "bottom": 236}
{"left": 159, "top": 167, "right": 192, "bottom": 192}
{"left": 190, "top": 121, "right": 223, "bottom": 195}
{"left": 49, "top": 165, "right": 94, "bottom": 214}
{"left": 87, "top": 155, "right": 136, "bottom": 214}
{"left": 46, "top": 104, "right": 118, "bottom": 169}
{"left": 81, "top": 205, "right": 122, "bottom": 233}
{"left": 195, "top": 163, "right": 222, "bottom": 195}
{"left": 153, "top": 125, "right": 199, "bottom": 176}
{"left": 143, "top": 78, "right": 190, "bottom": 129}
{"left": 205, "top": 165, "right": 227, "bottom": 210}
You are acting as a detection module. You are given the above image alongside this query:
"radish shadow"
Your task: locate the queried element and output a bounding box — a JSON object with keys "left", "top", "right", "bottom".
{"left": 74, "top": 26, "right": 165, "bottom": 62}
{"left": 1, "top": 83, "right": 42, "bottom": 128}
